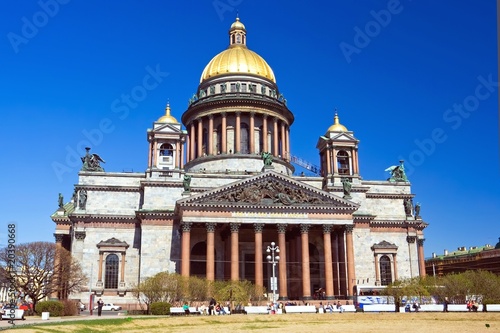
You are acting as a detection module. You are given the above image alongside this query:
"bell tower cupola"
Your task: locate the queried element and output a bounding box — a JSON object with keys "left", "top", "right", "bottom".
{"left": 316, "top": 110, "right": 360, "bottom": 187}
{"left": 229, "top": 16, "right": 246, "bottom": 47}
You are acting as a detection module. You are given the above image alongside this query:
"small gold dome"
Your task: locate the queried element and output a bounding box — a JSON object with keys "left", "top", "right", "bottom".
{"left": 200, "top": 17, "right": 276, "bottom": 83}
{"left": 327, "top": 113, "right": 348, "bottom": 132}
{"left": 230, "top": 17, "right": 246, "bottom": 31}
{"left": 157, "top": 103, "right": 179, "bottom": 124}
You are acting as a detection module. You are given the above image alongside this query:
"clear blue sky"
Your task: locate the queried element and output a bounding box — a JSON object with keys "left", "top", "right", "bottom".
{"left": 0, "top": 1, "right": 498, "bottom": 258}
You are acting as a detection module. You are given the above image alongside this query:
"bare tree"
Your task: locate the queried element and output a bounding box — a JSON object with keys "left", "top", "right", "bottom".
{"left": 0, "top": 241, "right": 87, "bottom": 311}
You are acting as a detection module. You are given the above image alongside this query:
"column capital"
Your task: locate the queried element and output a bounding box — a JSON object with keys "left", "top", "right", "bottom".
{"left": 249, "top": 111, "right": 255, "bottom": 117}
{"left": 322, "top": 224, "right": 333, "bottom": 234}
{"left": 263, "top": 114, "right": 268, "bottom": 119}
{"left": 254, "top": 223, "right": 264, "bottom": 233}
{"left": 277, "top": 224, "right": 287, "bottom": 234}
{"left": 230, "top": 223, "right": 241, "bottom": 233}
{"left": 406, "top": 235, "right": 416, "bottom": 243}
{"left": 300, "top": 224, "right": 310, "bottom": 234}
{"left": 417, "top": 238, "right": 425, "bottom": 246}
{"left": 206, "top": 223, "right": 217, "bottom": 233}
{"left": 181, "top": 222, "right": 192, "bottom": 233}
{"left": 74, "top": 231, "right": 86, "bottom": 241}
{"left": 208, "top": 114, "right": 214, "bottom": 120}
{"left": 345, "top": 224, "right": 354, "bottom": 234}
{"left": 54, "top": 233, "right": 64, "bottom": 243}
{"left": 235, "top": 111, "right": 241, "bottom": 116}
{"left": 221, "top": 112, "right": 227, "bottom": 117}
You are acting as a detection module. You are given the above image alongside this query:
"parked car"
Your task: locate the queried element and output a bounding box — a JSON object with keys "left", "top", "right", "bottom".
{"left": 93, "top": 303, "right": 122, "bottom": 311}
{"left": 78, "top": 301, "right": 86, "bottom": 311}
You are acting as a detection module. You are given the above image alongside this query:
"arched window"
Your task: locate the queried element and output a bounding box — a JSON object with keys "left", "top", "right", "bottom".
{"left": 241, "top": 123, "right": 249, "bottom": 154}
{"left": 337, "top": 150, "right": 350, "bottom": 175}
{"left": 105, "top": 254, "right": 119, "bottom": 289}
{"left": 379, "top": 255, "right": 392, "bottom": 286}
{"left": 159, "top": 143, "right": 174, "bottom": 156}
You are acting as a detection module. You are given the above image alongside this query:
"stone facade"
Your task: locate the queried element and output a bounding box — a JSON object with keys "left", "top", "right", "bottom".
{"left": 52, "top": 18, "right": 427, "bottom": 306}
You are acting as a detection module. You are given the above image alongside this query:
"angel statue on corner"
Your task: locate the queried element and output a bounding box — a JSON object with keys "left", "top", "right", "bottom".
{"left": 81, "top": 147, "right": 105, "bottom": 172}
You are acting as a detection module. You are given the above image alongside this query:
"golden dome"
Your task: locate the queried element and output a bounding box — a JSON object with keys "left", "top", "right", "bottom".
{"left": 200, "top": 18, "right": 276, "bottom": 83}
{"left": 327, "top": 113, "right": 348, "bottom": 132}
{"left": 157, "top": 102, "right": 179, "bottom": 124}
{"left": 200, "top": 46, "right": 275, "bottom": 83}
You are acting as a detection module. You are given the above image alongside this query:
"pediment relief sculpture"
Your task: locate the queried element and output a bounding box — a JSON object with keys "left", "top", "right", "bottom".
{"left": 212, "top": 179, "right": 326, "bottom": 206}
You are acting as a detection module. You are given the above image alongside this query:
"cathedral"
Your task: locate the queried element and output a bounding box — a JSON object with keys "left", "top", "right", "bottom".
{"left": 52, "top": 18, "right": 428, "bottom": 305}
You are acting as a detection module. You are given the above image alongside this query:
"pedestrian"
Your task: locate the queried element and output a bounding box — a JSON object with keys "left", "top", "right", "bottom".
{"left": 183, "top": 302, "right": 190, "bottom": 315}
{"left": 443, "top": 297, "right": 449, "bottom": 312}
{"left": 97, "top": 298, "right": 104, "bottom": 316}
{"left": 209, "top": 297, "right": 216, "bottom": 315}
{"left": 336, "top": 301, "right": 344, "bottom": 313}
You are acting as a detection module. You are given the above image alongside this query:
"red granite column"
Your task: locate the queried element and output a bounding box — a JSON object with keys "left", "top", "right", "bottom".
{"left": 254, "top": 224, "right": 264, "bottom": 288}
{"left": 221, "top": 112, "right": 227, "bottom": 154}
{"left": 262, "top": 115, "right": 268, "bottom": 152}
{"left": 235, "top": 112, "right": 241, "bottom": 153}
{"left": 300, "top": 224, "right": 311, "bottom": 299}
{"left": 273, "top": 118, "right": 278, "bottom": 156}
{"left": 181, "top": 223, "right": 192, "bottom": 277}
{"left": 325, "top": 145, "right": 332, "bottom": 176}
{"left": 277, "top": 224, "right": 288, "bottom": 300}
{"left": 280, "top": 122, "right": 286, "bottom": 158}
{"left": 345, "top": 225, "right": 356, "bottom": 296}
{"left": 197, "top": 118, "right": 203, "bottom": 157}
{"left": 206, "top": 223, "right": 216, "bottom": 281}
{"left": 208, "top": 115, "right": 214, "bottom": 155}
{"left": 189, "top": 122, "right": 195, "bottom": 161}
{"left": 249, "top": 112, "right": 255, "bottom": 154}
{"left": 374, "top": 254, "right": 380, "bottom": 284}
{"left": 230, "top": 223, "right": 240, "bottom": 281}
{"left": 417, "top": 239, "right": 426, "bottom": 277}
{"left": 322, "top": 225, "right": 334, "bottom": 299}
{"left": 393, "top": 253, "right": 399, "bottom": 280}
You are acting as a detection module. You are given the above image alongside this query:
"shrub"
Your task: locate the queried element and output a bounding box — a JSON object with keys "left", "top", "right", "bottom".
{"left": 150, "top": 302, "right": 171, "bottom": 315}
{"left": 35, "top": 301, "right": 64, "bottom": 317}
{"left": 61, "top": 299, "right": 78, "bottom": 316}
{"left": 128, "top": 309, "right": 148, "bottom": 315}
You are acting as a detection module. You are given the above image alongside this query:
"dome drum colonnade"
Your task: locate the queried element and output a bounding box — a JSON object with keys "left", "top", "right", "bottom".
{"left": 181, "top": 18, "right": 293, "bottom": 173}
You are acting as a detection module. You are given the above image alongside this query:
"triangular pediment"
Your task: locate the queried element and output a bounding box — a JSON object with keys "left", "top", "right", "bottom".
{"left": 329, "top": 132, "right": 356, "bottom": 141}
{"left": 177, "top": 171, "right": 359, "bottom": 212}
{"left": 151, "top": 122, "right": 184, "bottom": 133}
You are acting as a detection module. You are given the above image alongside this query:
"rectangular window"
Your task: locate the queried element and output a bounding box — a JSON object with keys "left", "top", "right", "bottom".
{"left": 230, "top": 83, "right": 236, "bottom": 92}
{"left": 241, "top": 83, "right": 247, "bottom": 92}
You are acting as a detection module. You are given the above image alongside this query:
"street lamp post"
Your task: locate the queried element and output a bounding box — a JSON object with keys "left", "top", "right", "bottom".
{"left": 266, "top": 242, "right": 280, "bottom": 303}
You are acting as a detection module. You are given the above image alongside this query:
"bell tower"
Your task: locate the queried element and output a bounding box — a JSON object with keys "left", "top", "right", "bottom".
{"left": 147, "top": 102, "right": 187, "bottom": 179}
{"left": 316, "top": 111, "right": 360, "bottom": 187}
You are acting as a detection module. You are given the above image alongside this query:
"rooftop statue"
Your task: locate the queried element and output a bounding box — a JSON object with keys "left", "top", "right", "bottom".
{"left": 341, "top": 178, "right": 352, "bottom": 199}
{"left": 261, "top": 151, "right": 273, "bottom": 166}
{"left": 58, "top": 193, "right": 64, "bottom": 208}
{"left": 385, "top": 160, "right": 408, "bottom": 182}
{"left": 81, "top": 147, "right": 105, "bottom": 172}
{"left": 183, "top": 174, "right": 192, "bottom": 192}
